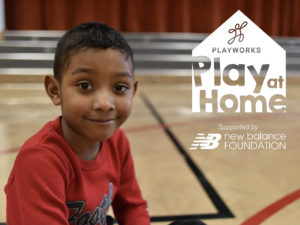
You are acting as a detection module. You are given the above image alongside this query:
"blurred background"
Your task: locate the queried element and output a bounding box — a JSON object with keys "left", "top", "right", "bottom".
{"left": 3, "top": 0, "right": 300, "bottom": 36}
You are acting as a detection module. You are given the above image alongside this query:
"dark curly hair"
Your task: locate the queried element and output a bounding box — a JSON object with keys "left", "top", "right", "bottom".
{"left": 53, "top": 22, "right": 134, "bottom": 81}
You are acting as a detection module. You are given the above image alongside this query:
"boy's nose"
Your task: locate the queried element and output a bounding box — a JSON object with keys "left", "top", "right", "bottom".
{"left": 93, "top": 91, "right": 115, "bottom": 111}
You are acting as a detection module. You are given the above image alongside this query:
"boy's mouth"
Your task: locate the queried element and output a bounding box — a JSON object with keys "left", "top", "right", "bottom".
{"left": 86, "top": 117, "right": 115, "bottom": 123}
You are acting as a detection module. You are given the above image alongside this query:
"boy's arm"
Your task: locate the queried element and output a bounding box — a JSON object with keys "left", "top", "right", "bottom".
{"left": 5, "top": 147, "right": 69, "bottom": 225}
{"left": 112, "top": 134, "right": 150, "bottom": 225}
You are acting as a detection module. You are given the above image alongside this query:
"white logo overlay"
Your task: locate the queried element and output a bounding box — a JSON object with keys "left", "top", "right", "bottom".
{"left": 189, "top": 133, "right": 222, "bottom": 150}
{"left": 191, "top": 10, "right": 286, "bottom": 113}
{"left": 189, "top": 124, "right": 287, "bottom": 151}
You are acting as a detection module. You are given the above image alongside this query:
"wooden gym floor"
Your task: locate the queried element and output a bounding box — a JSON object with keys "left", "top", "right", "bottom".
{"left": 0, "top": 76, "right": 300, "bottom": 225}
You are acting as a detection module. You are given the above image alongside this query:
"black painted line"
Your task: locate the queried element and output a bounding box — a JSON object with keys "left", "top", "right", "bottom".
{"left": 140, "top": 93, "right": 234, "bottom": 222}
{"left": 150, "top": 213, "right": 231, "bottom": 222}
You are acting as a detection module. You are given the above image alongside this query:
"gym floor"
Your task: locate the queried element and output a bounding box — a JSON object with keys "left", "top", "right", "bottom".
{"left": 1, "top": 76, "right": 300, "bottom": 225}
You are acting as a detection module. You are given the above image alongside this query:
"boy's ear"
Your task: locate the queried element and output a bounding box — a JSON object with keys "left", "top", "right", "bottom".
{"left": 133, "top": 80, "right": 138, "bottom": 96}
{"left": 44, "top": 75, "right": 61, "bottom": 105}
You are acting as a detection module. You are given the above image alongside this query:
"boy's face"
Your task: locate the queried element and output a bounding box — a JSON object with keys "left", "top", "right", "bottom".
{"left": 47, "top": 48, "right": 136, "bottom": 143}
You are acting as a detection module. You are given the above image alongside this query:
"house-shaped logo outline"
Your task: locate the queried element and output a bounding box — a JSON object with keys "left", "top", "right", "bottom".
{"left": 191, "top": 10, "right": 286, "bottom": 113}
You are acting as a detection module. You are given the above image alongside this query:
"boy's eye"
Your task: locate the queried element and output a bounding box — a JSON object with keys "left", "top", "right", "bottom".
{"left": 114, "top": 84, "right": 128, "bottom": 93}
{"left": 76, "top": 82, "right": 92, "bottom": 90}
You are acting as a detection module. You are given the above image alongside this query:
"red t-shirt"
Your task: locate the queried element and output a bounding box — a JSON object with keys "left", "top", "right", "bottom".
{"left": 5, "top": 117, "right": 150, "bottom": 225}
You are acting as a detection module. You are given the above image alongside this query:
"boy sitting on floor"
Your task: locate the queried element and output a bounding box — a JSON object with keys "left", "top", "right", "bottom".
{"left": 5, "top": 22, "right": 150, "bottom": 225}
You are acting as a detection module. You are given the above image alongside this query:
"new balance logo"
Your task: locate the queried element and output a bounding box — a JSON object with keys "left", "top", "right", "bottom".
{"left": 189, "top": 133, "right": 222, "bottom": 150}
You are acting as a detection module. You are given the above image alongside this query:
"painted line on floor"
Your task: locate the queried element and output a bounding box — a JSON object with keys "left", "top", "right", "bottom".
{"left": 0, "top": 117, "right": 237, "bottom": 155}
{"left": 0, "top": 147, "right": 19, "bottom": 155}
{"left": 140, "top": 93, "right": 234, "bottom": 222}
{"left": 240, "top": 188, "right": 300, "bottom": 225}
{"left": 1, "top": 112, "right": 299, "bottom": 155}
{"left": 124, "top": 112, "right": 299, "bottom": 133}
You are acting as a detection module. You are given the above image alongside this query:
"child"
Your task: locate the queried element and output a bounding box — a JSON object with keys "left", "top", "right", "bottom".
{"left": 5, "top": 22, "right": 150, "bottom": 225}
